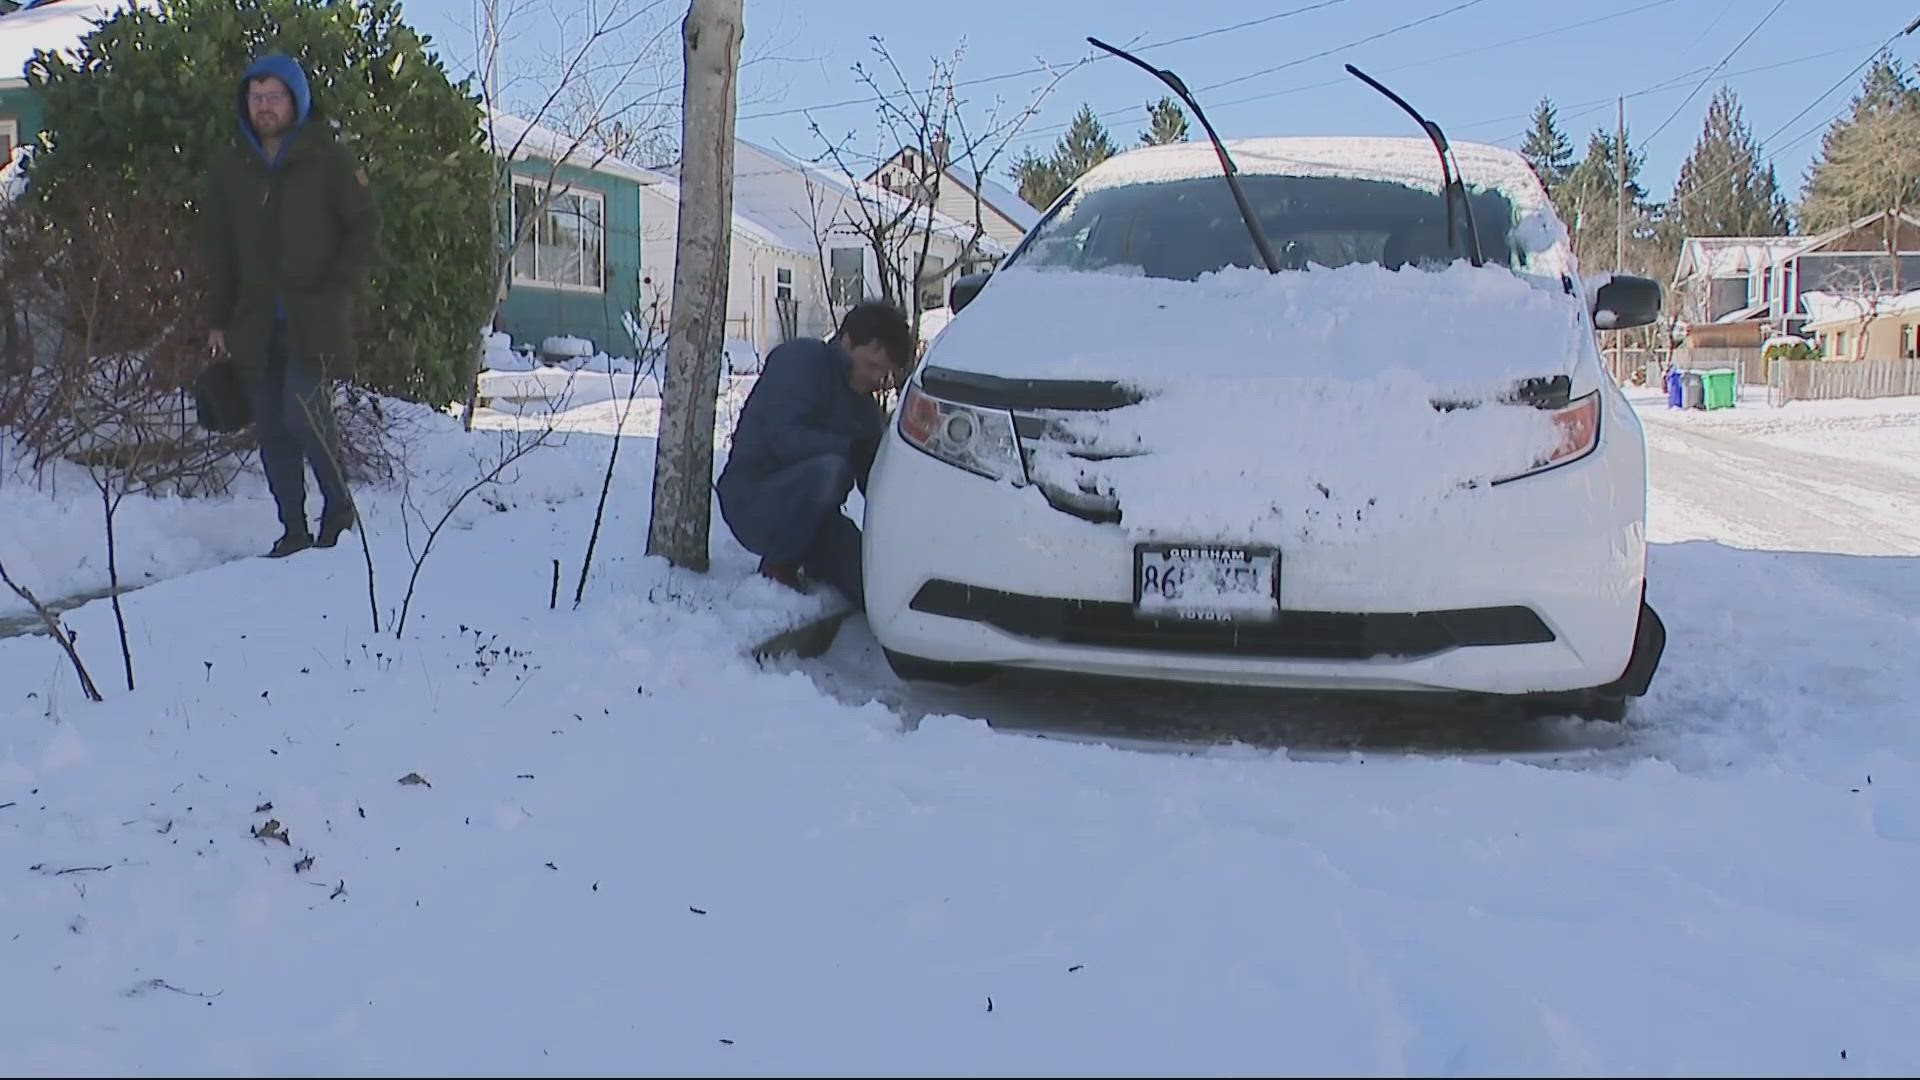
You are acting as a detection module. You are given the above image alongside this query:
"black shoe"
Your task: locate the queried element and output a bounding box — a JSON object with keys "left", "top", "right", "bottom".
{"left": 267, "top": 530, "right": 314, "bottom": 558}
{"left": 315, "top": 506, "right": 358, "bottom": 549}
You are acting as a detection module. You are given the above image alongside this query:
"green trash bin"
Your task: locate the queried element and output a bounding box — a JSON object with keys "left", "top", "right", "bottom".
{"left": 1701, "top": 368, "right": 1737, "bottom": 410}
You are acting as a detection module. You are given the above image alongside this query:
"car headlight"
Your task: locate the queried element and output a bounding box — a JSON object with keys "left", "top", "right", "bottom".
{"left": 1494, "top": 390, "right": 1601, "bottom": 484}
{"left": 897, "top": 383, "right": 1026, "bottom": 483}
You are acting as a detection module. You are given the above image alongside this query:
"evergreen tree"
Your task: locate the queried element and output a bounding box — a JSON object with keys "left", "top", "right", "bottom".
{"left": 1519, "top": 96, "right": 1573, "bottom": 192}
{"left": 1670, "top": 86, "right": 1789, "bottom": 237}
{"left": 1800, "top": 53, "right": 1920, "bottom": 232}
{"left": 1009, "top": 144, "right": 1065, "bottom": 211}
{"left": 1139, "top": 96, "right": 1189, "bottom": 146}
{"left": 1556, "top": 128, "right": 1671, "bottom": 276}
{"left": 1052, "top": 103, "right": 1119, "bottom": 186}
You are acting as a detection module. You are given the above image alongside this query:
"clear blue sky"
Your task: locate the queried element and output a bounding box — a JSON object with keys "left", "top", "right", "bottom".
{"left": 402, "top": 0, "right": 1920, "bottom": 204}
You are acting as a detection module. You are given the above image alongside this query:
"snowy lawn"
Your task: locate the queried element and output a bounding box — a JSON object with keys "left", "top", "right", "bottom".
{"left": 3, "top": 390, "right": 1919, "bottom": 1075}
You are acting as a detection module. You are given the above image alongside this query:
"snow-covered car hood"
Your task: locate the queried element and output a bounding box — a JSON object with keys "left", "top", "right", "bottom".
{"left": 918, "top": 263, "right": 1592, "bottom": 544}
{"left": 926, "top": 262, "right": 1585, "bottom": 396}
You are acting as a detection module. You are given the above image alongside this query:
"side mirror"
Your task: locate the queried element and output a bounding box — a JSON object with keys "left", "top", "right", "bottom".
{"left": 950, "top": 271, "right": 991, "bottom": 313}
{"left": 1592, "top": 274, "right": 1662, "bottom": 330}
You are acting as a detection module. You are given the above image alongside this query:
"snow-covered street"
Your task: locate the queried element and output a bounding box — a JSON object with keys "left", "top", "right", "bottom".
{"left": 4, "top": 389, "right": 1919, "bottom": 1075}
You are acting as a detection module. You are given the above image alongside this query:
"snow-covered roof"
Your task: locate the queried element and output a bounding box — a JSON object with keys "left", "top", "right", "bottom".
{"left": 978, "top": 176, "right": 1041, "bottom": 231}
{"left": 635, "top": 170, "right": 807, "bottom": 257}
{"left": 1801, "top": 288, "right": 1920, "bottom": 328}
{"left": 0, "top": 0, "right": 152, "bottom": 82}
{"left": 484, "top": 108, "right": 662, "bottom": 187}
{"left": 734, "top": 137, "right": 1010, "bottom": 256}
{"left": 1673, "top": 236, "right": 1804, "bottom": 284}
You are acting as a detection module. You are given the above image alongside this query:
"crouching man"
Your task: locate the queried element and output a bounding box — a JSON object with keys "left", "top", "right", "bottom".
{"left": 716, "top": 302, "right": 914, "bottom": 608}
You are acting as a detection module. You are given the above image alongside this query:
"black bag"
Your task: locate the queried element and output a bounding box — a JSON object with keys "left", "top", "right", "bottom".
{"left": 193, "top": 360, "right": 252, "bottom": 433}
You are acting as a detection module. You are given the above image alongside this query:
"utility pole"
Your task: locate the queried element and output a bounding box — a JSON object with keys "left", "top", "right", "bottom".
{"left": 1614, "top": 95, "right": 1627, "bottom": 383}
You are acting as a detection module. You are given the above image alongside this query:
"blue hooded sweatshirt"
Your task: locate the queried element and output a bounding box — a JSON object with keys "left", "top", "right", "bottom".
{"left": 237, "top": 54, "right": 313, "bottom": 324}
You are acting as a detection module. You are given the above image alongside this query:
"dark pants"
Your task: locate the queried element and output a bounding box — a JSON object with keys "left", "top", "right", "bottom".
{"left": 252, "top": 322, "right": 352, "bottom": 535}
{"left": 718, "top": 453, "right": 864, "bottom": 607}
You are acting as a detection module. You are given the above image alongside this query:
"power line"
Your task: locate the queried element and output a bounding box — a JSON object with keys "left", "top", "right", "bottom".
{"left": 1199, "top": 0, "right": 1494, "bottom": 96}
{"left": 735, "top": 0, "right": 1356, "bottom": 123}
{"left": 1005, "top": 0, "right": 1507, "bottom": 150}
{"left": 1639, "top": 0, "right": 1791, "bottom": 147}
{"left": 1660, "top": 14, "right": 1920, "bottom": 219}
{"left": 1124, "top": 0, "right": 1688, "bottom": 133}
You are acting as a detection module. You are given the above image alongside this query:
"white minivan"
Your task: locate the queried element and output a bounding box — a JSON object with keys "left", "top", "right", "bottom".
{"left": 861, "top": 134, "right": 1667, "bottom": 721}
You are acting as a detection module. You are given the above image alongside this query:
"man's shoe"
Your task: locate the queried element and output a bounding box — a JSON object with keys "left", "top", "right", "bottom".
{"left": 267, "top": 530, "right": 313, "bottom": 558}
{"left": 758, "top": 558, "right": 807, "bottom": 593}
{"left": 315, "top": 506, "right": 358, "bottom": 549}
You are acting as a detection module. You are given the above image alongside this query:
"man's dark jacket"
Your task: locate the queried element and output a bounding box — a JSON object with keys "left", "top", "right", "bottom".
{"left": 718, "top": 338, "right": 884, "bottom": 502}
{"left": 198, "top": 54, "right": 380, "bottom": 377}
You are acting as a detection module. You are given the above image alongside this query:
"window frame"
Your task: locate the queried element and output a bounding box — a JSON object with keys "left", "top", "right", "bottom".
{"left": 510, "top": 175, "right": 607, "bottom": 294}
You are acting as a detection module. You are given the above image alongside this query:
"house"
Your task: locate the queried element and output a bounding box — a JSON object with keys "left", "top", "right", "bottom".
{"left": 864, "top": 137, "right": 1044, "bottom": 252}
{"left": 1801, "top": 290, "right": 1920, "bottom": 361}
{"left": 0, "top": 0, "right": 153, "bottom": 163}
{"left": 726, "top": 137, "right": 1012, "bottom": 336}
{"left": 1670, "top": 208, "right": 1920, "bottom": 376}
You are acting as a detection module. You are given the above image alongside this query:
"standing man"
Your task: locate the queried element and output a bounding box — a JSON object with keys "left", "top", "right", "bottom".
{"left": 716, "top": 301, "right": 914, "bottom": 608}
{"left": 200, "top": 53, "right": 380, "bottom": 558}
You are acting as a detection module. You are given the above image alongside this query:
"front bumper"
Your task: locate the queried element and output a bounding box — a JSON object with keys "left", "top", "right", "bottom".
{"left": 862, "top": 394, "right": 1650, "bottom": 696}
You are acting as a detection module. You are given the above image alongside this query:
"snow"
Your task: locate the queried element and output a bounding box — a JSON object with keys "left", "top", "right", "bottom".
{"left": 1802, "top": 288, "right": 1920, "bottom": 328}
{"left": 5, "top": 385, "right": 1920, "bottom": 1074}
{"left": 930, "top": 263, "right": 1581, "bottom": 539}
{"left": 1079, "top": 137, "right": 1553, "bottom": 212}
{"left": 977, "top": 176, "right": 1041, "bottom": 231}
{"left": 483, "top": 108, "right": 662, "bottom": 187}
{"left": 539, "top": 334, "right": 595, "bottom": 359}
{"left": 0, "top": 0, "right": 152, "bottom": 80}
{"left": 634, "top": 170, "right": 809, "bottom": 257}
{"left": 1675, "top": 236, "right": 1806, "bottom": 284}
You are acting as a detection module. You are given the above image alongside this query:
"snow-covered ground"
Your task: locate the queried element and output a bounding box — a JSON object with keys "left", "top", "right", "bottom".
{"left": 3, "top": 387, "right": 1919, "bottom": 1075}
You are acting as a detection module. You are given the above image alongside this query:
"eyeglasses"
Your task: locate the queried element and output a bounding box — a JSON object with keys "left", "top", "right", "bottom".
{"left": 248, "top": 90, "right": 291, "bottom": 106}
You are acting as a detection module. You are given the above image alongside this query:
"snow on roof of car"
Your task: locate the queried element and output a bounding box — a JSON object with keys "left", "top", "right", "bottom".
{"left": 1075, "top": 136, "right": 1551, "bottom": 205}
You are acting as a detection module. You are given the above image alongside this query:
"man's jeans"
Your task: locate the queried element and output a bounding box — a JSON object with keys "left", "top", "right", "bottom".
{"left": 252, "top": 322, "right": 352, "bottom": 535}
{"left": 718, "top": 452, "right": 864, "bottom": 607}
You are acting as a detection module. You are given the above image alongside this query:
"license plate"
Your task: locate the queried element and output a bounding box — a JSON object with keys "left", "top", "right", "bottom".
{"left": 1134, "top": 544, "right": 1280, "bottom": 623}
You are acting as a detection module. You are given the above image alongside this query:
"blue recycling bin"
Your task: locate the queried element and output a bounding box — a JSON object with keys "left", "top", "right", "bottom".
{"left": 1665, "top": 368, "right": 1684, "bottom": 408}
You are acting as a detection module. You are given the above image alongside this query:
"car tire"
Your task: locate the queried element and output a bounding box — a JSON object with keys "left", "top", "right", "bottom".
{"left": 883, "top": 648, "right": 994, "bottom": 686}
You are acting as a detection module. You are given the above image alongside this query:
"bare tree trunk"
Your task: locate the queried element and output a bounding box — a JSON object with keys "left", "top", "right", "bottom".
{"left": 647, "top": 0, "right": 742, "bottom": 572}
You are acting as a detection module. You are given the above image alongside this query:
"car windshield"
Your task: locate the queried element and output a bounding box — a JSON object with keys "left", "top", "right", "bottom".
{"left": 1005, "top": 173, "right": 1527, "bottom": 281}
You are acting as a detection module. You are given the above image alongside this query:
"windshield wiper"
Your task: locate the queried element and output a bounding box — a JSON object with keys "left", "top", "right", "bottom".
{"left": 1088, "top": 36, "right": 1282, "bottom": 275}
{"left": 1344, "top": 63, "right": 1484, "bottom": 268}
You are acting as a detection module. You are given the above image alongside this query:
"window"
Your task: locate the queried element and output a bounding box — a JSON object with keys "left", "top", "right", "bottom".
{"left": 1006, "top": 173, "right": 1522, "bottom": 282}
{"left": 0, "top": 118, "right": 17, "bottom": 161}
{"left": 829, "top": 247, "right": 864, "bottom": 305}
{"left": 775, "top": 266, "right": 794, "bottom": 304}
{"left": 511, "top": 178, "right": 605, "bottom": 292}
{"left": 918, "top": 254, "right": 948, "bottom": 311}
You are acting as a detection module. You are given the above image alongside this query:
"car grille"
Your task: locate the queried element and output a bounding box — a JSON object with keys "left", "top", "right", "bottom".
{"left": 909, "top": 579, "right": 1557, "bottom": 661}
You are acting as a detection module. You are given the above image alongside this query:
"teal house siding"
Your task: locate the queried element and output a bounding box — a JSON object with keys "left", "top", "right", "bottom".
{"left": 0, "top": 83, "right": 44, "bottom": 155}
{"left": 496, "top": 159, "right": 646, "bottom": 359}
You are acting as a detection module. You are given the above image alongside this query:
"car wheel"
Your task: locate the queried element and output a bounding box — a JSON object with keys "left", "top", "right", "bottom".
{"left": 883, "top": 648, "right": 994, "bottom": 686}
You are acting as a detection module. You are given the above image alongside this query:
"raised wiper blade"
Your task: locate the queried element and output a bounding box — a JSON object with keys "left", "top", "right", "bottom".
{"left": 1088, "top": 36, "right": 1282, "bottom": 275}
{"left": 1344, "top": 63, "right": 1484, "bottom": 268}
